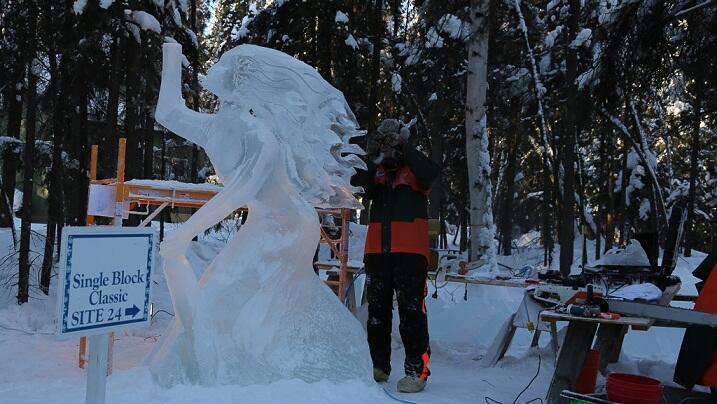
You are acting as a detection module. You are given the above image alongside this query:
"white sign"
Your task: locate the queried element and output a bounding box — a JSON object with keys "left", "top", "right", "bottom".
{"left": 87, "top": 184, "right": 116, "bottom": 218}
{"left": 56, "top": 226, "right": 156, "bottom": 337}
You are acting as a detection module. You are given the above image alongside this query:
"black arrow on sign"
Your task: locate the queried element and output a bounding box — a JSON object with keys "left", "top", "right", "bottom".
{"left": 125, "top": 305, "right": 140, "bottom": 318}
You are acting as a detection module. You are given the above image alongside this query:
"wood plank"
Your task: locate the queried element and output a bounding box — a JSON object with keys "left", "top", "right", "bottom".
{"left": 547, "top": 321, "right": 599, "bottom": 404}
{"left": 86, "top": 145, "right": 98, "bottom": 226}
{"left": 316, "top": 262, "right": 362, "bottom": 272}
{"left": 540, "top": 311, "right": 653, "bottom": 330}
{"left": 530, "top": 330, "right": 542, "bottom": 347}
{"left": 480, "top": 313, "right": 517, "bottom": 368}
{"left": 550, "top": 322, "right": 559, "bottom": 356}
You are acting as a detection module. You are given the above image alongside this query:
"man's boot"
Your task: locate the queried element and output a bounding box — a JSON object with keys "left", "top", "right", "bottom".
{"left": 397, "top": 374, "right": 426, "bottom": 393}
{"left": 373, "top": 368, "right": 389, "bottom": 383}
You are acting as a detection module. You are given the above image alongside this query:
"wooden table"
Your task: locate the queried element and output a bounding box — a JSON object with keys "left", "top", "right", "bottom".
{"left": 541, "top": 310, "right": 655, "bottom": 404}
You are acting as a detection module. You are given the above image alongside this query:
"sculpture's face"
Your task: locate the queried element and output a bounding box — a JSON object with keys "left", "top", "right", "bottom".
{"left": 203, "top": 54, "right": 255, "bottom": 104}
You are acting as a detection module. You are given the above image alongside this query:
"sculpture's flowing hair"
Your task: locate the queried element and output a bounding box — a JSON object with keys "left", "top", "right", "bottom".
{"left": 202, "top": 45, "right": 366, "bottom": 209}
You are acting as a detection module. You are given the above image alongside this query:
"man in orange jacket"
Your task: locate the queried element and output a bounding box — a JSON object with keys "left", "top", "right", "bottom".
{"left": 352, "top": 119, "right": 439, "bottom": 393}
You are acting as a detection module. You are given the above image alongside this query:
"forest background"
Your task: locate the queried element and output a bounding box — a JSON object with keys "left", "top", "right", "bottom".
{"left": 0, "top": 0, "right": 715, "bottom": 304}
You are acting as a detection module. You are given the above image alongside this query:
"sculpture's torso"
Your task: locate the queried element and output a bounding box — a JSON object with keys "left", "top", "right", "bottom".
{"left": 150, "top": 137, "right": 371, "bottom": 386}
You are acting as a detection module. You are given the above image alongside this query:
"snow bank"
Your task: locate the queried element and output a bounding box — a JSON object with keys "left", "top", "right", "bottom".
{"left": 0, "top": 222, "right": 711, "bottom": 401}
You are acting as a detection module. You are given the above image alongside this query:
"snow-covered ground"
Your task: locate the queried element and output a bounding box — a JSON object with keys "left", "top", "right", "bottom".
{"left": 0, "top": 221, "right": 708, "bottom": 403}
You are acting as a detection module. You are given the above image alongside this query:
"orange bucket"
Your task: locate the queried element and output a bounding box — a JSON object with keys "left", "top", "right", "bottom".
{"left": 575, "top": 349, "right": 600, "bottom": 394}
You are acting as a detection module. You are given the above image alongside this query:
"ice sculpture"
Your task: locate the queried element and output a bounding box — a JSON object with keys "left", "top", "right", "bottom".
{"left": 147, "top": 43, "right": 372, "bottom": 386}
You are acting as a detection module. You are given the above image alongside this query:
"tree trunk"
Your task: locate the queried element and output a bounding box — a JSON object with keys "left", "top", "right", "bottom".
{"left": 596, "top": 129, "right": 608, "bottom": 259}
{"left": 542, "top": 161, "right": 554, "bottom": 266}
{"left": 439, "top": 204, "right": 448, "bottom": 249}
{"left": 391, "top": 0, "right": 400, "bottom": 36}
{"left": 628, "top": 101, "right": 660, "bottom": 234}
{"left": 144, "top": 106, "right": 155, "bottom": 180}
{"left": 40, "top": 45, "right": 69, "bottom": 294}
{"left": 0, "top": 176, "right": 14, "bottom": 236}
{"left": 604, "top": 124, "right": 617, "bottom": 252}
{"left": 189, "top": 0, "right": 201, "bottom": 183}
{"left": 1, "top": 60, "right": 25, "bottom": 229}
{"left": 69, "top": 58, "right": 88, "bottom": 226}
{"left": 559, "top": 0, "right": 580, "bottom": 277}
{"left": 316, "top": 0, "right": 334, "bottom": 82}
{"left": 18, "top": 2, "right": 38, "bottom": 303}
{"left": 142, "top": 30, "right": 156, "bottom": 180}
{"left": 366, "top": 0, "right": 383, "bottom": 133}
{"left": 124, "top": 35, "right": 142, "bottom": 181}
{"left": 576, "top": 143, "right": 588, "bottom": 267}
{"left": 428, "top": 101, "right": 444, "bottom": 220}
{"left": 684, "top": 84, "right": 702, "bottom": 257}
{"left": 617, "top": 141, "right": 630, "bottom": 245}
{"left": 460, "top": 202, "right": 468, "bottom": 252}
{"left": 105, "top": 35, "right": 121, "bottom": 178}
{"left": 41, "top": 123, "right": 66, "bottom": 292}
{"left": 499, "top": 124, "right": 520, "bottom": 256}
{"left": 359, "top": 0, "right": 384, "bottom": 226}
{"left": 465, "top": 0, "right": 494, "bottom": 265}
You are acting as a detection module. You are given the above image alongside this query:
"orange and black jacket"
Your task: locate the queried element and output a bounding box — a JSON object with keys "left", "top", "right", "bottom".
{"left": 352, "top": 144, "right": 440, "bottom": 259}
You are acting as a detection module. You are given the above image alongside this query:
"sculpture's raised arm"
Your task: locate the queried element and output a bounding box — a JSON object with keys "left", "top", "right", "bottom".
{"left": 155, "top": 43, "right": 213, "bottom": 148}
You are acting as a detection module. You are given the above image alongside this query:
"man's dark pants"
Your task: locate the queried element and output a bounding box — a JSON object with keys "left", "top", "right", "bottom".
{"left": 365, "top": 253, "right": 431, "bottom": 379}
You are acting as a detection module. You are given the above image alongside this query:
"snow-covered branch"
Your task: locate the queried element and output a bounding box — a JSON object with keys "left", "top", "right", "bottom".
{"left": 512, "top": 0, "right": 553, "bottom": 174}
{"left": 674, "top": 0, "right": 716, "bottom": 17}
{"left": 602, "top": 108, "right": 668, "bottom": 227}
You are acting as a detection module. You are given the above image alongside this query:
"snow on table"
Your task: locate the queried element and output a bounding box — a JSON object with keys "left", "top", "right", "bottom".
{"left": 124, "top": 179, "right": 223, "bottom": 193}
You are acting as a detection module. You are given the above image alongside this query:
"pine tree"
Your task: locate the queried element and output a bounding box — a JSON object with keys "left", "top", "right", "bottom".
{"left": 465, "top": 0, "right": 494, "bottom": 265}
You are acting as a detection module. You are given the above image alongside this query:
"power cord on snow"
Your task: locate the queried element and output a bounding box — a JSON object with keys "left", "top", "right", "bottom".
{"left": 486, "top": 399, "right": 542, "bottom": 404}
{"left": 483, "top": 354, "right": 543, "bottom": 404}
{"left": 430, "top": 267, "right": 450, "bottom": 299}
{"left": 383, "top": 387, "right": 418, "bottom": 404}
{"left": 343, "top": 267, "right": 366, "bottom": 308}
{"left": 151, "top": 309, "right": 175, "bottom": 320}
{"left": 430, "top": 267, "right": 468, "bottom": 301}
{"left": 673, "top": 398, "right": 707, "bottom": 404}
{"left": 512, "top": 354, "right": 541, "bottom": 403}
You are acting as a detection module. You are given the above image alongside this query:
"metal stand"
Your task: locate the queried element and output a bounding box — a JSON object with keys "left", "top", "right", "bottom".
{"left": 85, "top": 139, "right": 124, "bottom": 404}
{"left": 85, "top": 333, "right": 109, "bottom": 404}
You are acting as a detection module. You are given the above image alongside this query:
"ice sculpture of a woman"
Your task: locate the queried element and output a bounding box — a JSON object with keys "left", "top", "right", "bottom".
{"left": 147, "top": 43, "right": 372, "bottom": 386}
